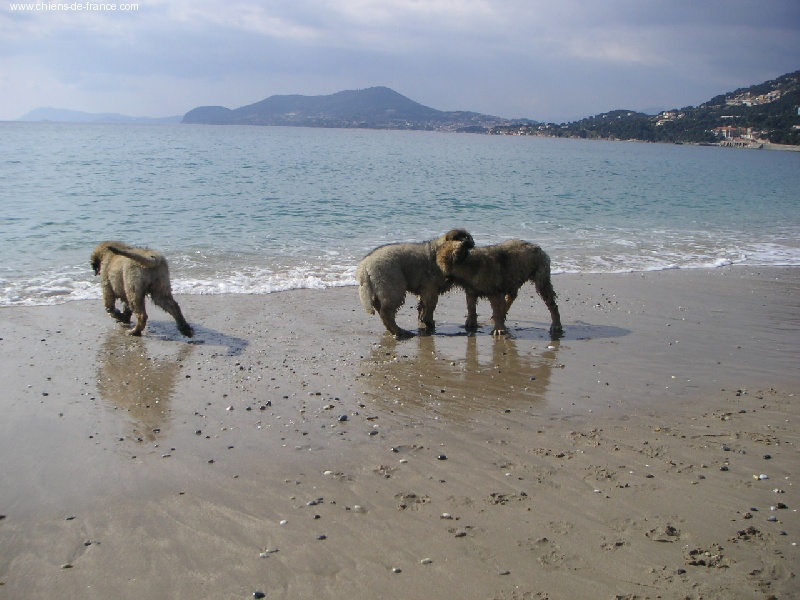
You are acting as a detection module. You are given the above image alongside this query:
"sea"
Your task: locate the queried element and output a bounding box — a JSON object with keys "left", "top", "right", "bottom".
{"left": 1, "top": 122, "right": 799, "bottom": 307}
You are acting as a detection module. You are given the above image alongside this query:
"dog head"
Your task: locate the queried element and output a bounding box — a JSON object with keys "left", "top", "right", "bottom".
{"left": 90, "top": 241, "right": 120, "bottom": 276}
{"left": 90, "top": 246, "right": 106, "bottom": 276}
{"left": 442, "top": 228, "right": 475, "bottom": 250}
{"left": 436, "top": 239, "right": 472, "bottom": 275}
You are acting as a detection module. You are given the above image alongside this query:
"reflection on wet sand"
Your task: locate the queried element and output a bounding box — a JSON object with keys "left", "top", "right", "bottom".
{"left": 96, "top": 331, "right": 194, "bottom": 441}
{"left": 360, "top": 333, "right": 561, "bottom": 420}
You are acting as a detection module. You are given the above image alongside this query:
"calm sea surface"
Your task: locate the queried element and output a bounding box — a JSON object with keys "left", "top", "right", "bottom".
{"left": 1, "top": 122, "right": 799, "bottom": 306}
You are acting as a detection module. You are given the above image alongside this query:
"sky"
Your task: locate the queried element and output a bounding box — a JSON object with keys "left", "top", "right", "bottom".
{"left": 1, "top": 0, "right": 799, "bottom": 123}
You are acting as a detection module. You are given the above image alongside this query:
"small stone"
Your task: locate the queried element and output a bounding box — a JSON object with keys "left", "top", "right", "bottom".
{"left": 317, "top": 534, "right": 327, "bottom": 540}
{"left": 337, "top": 415, "right": 348, "bottom": 422}
{"left": 392, "top": 567, "right": 401, "bottom": 573}
{"left": 368, "top": 430, "right": 379, "bottom": 436}
{"left": 498, "top": 570, "right": 510, "bottom": 576}
{"left": 763, "top": 454, "right": 772, "bottom": 460}
{"left": 253, "top": 592, "right": 266, "bottom": 599}
{"left": 720, "top": 466, "right": 729, "bottom": 472}
{"left": 420, "top": 558, "right": 433, "bottom": 564}
{"left": 61, "top": 563, "right": 73, "bottom": 569}
{"left": 768, "top": 516, "right": 778, "bottom": 522}
{"left": 437, "top": 454, "right": 448, "bottom": 461}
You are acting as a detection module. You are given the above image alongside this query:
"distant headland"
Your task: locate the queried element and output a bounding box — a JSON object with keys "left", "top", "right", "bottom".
{"left": 16, "top": 70, "right": 800, "bottom": 146}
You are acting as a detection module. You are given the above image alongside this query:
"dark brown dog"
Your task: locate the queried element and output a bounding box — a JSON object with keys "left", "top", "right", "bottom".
{"left": 357, "top": 229, "right": 474, "bottom": 338}
{"left": 436, "top": 238, "right": 563, "bottom": 338}
{"left": 90, "top": 241, "right": 193, "bottom": 337}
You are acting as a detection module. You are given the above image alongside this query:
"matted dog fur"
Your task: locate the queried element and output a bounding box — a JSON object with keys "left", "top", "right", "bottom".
{"left": 436, "top": 238, "right": 563, "bottom": 338}
{"left": 90, "top": 241, "right": 193, "bottom": 337}
{"left": 357, "top": 229, "right": 474, "bottom": 338}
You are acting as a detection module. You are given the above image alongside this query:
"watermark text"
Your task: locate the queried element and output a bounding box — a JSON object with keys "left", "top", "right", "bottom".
{"left": 9, "top": 3, "right": 139, "bottom": 11}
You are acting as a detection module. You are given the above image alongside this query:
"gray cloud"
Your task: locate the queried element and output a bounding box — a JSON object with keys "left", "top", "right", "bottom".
{"left": 1, "top": 0, "right": 798, "bottom": 121}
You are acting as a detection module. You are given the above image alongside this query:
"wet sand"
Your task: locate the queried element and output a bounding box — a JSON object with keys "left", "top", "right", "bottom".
{"left": 0, "top": 267, "right": 798, "bottom": 599}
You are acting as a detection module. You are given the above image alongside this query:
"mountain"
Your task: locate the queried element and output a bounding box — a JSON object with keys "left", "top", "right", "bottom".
{"left": 18, "top": 107, "right": 182, "bottom": 124}
{"left": 182, "top": 86, "right": 519, "bottom": 131}
{"left": 505, "top": 70, "right": 800, "bottom": 146}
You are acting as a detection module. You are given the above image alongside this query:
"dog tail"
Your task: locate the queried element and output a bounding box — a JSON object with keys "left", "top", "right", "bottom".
{"left": 357, "top": 264, "right": 378, "bottom": 315}
{"left": 107, "top": 244, "right": 165, "bottom": 269}
{"left": 531, "top": 246, "right": 558, "bottom": 304}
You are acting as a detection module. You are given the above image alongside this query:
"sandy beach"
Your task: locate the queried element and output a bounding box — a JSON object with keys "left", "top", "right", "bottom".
{"left": 0, "top": 266, "right": 798, "bottom": 599}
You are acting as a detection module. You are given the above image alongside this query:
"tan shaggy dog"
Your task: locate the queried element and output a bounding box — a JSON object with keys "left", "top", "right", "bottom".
{"left": 436, "top": 238, "right": 563, "bottom": 338}
{"left": 90, "top": 241, "right": 194, "bottom": 337}
{"left": 357, "top": 229, "right": 474, "bottom": 338}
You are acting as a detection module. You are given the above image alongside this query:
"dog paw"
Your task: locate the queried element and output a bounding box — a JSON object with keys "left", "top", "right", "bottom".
{"left": 492, "top": 328, "right": 508, "bottom": 336}
{"left": 394, "top": 329, "right": 415, "bottom": 340}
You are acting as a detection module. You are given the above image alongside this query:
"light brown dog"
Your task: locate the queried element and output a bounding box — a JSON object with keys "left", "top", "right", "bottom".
{"left": 90, "top": 241, "right": 193, "bottom": 337}
{"left": 357, "top": 229, "right": 474, "bottom": 338}
{"left": 436, "top": 238, "right": 563, "bottom": 338}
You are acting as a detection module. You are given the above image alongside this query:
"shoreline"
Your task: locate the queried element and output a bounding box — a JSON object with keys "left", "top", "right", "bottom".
{"left": 1, "top": 266, "right": 797, "bottom": 598}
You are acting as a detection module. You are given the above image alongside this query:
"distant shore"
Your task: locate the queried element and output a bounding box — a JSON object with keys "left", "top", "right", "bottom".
{"left": 0, "top": 267, "right": 797, "bottom": 599}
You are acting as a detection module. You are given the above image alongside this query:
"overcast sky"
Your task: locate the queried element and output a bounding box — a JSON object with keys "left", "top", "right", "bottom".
{"left": 2, "top": 0, "right": 798, "bottom": 123}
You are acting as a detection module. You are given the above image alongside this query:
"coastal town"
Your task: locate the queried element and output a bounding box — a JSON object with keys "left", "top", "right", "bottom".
{"left": 488, "top": 73, "right": 800, "bottom": 149}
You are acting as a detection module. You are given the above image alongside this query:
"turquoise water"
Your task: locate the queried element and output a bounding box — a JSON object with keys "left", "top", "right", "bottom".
{"left": 1, "top": 122, "right": 798, "bottom": 305}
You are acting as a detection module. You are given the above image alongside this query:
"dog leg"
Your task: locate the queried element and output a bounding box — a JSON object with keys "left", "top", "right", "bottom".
{"left": 103, "top": 287, "right": 128, "bottom": 323}
{"left": 119, "top": 305, "right": 133, "bottom": 324}
{"left": 488, "top": 294, "right": 508, "bottom": 336}
{"left": 534, "top": 274, "right": 563, "bottom": 339}
{"left": 379, "top": 307, "right": 413, "bottom": 339}
{"left": 156, "top": 295, "right": 194, "bottom": 337}
{"left": 129, "top": 311, "right": 147, "bottom": 336}
{"left": 128, "top": 298, "right": 147, "bottom": 336}
{"left": 547, "top": 303, "right": 563, "bottom": 339}
{"left": 416, "top": 289, "right": 438, "bottom": 333}
{"left": 464, "top": 291, "right": 479, "bottom": 331}
{"left": 504, "top": 291, "right": 518, "bottom": 319}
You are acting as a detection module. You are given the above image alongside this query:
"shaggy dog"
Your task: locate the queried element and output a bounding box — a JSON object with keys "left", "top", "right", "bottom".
{"left": 436, "top": 238, "right": 563, "bottom": 338}
{"left": 357, "top": 229, "right": 474, "bottom": 338}
{"left": 90, "top": 241, "right": 193, "bottom": 337}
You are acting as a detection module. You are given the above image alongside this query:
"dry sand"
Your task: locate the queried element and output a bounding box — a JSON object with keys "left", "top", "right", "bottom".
{"left": 0, "top": 266, "right": 798, "bottom": 599}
